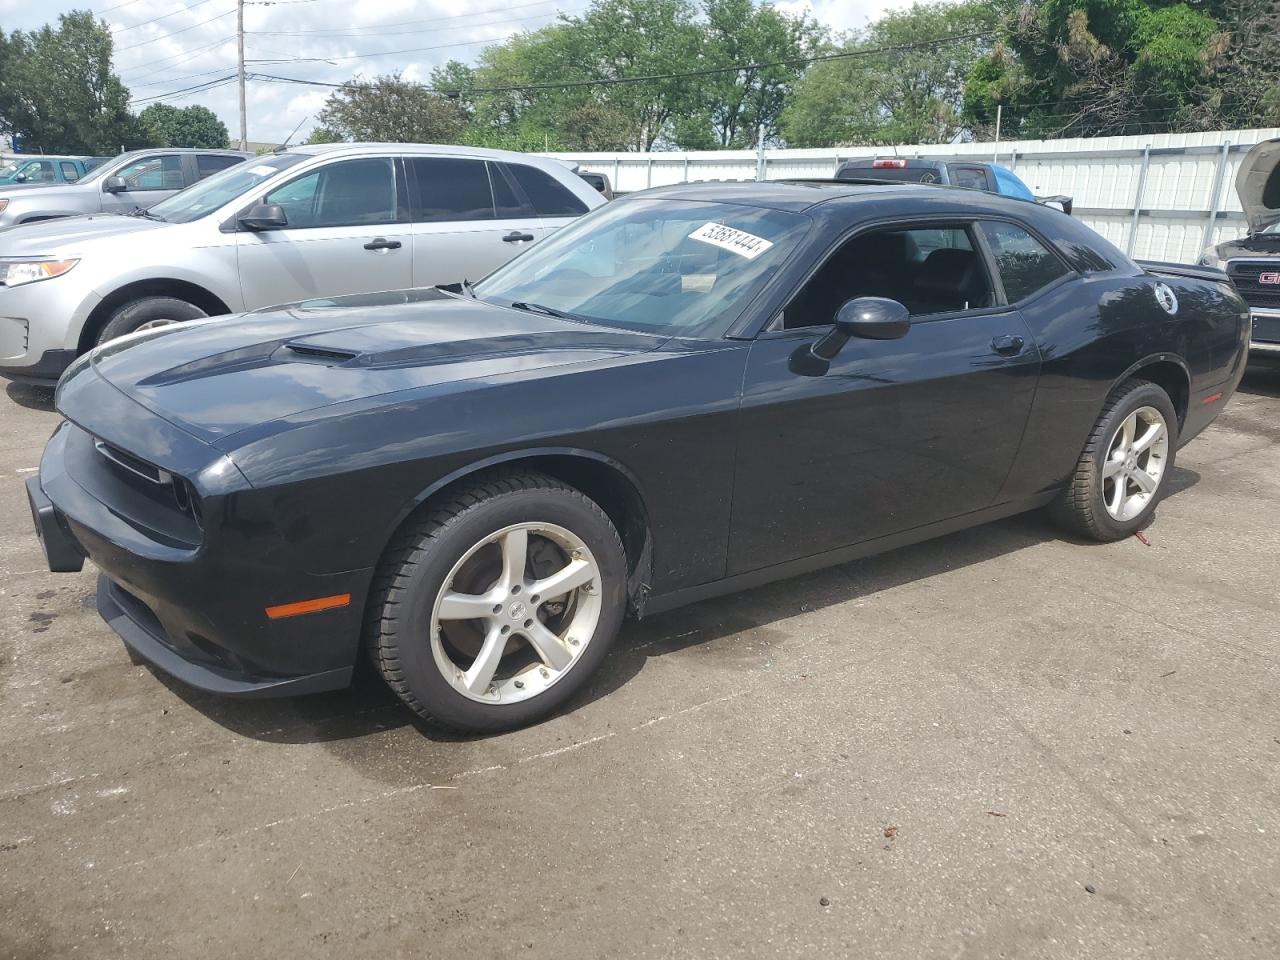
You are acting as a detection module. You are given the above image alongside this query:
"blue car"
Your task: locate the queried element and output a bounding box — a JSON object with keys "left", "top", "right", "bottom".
{"left": 835, "top": 157, "right": 1072, "bottom": 213}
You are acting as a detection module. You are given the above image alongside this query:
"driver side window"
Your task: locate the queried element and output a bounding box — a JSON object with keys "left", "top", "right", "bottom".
{"left": 264, "top": 158, "right": 395, "bottom": 229}
{"left": 781, "top": 223, "right": 995, "bottom": 329}
{"left": 114, "top": 155, "right": 183, "bottom": 190}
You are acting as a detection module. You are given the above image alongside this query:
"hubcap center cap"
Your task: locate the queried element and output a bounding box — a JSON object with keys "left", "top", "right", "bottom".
{"left": 508, "top": 601, "right": 528, "bottom": 621}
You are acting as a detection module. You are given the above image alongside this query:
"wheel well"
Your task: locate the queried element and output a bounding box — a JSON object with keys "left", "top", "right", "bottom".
{"left": 1128, "top": 361, "right": 1189, "bottom": 429}
{"left": 406, "top": 456, "right": 654, "bottom": 610}
{"left": 79, "top": 279, "right": 232, "bottom": 354}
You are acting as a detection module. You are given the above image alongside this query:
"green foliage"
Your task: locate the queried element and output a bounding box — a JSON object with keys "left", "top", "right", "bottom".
{"left": 315, "top": 74, "right": 468, "bottom": 143}
{"left": 0, "top": 11, "right": 148, "bottom": 154}
{"left": 139, "top": 103, "right": 229, "bottom": 149}
{"left": 781, "top": 1, "right": 998, "bottom": 147}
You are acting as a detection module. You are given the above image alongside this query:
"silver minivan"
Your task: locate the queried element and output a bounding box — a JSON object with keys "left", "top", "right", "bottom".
{"left": 0, "top": 144, "right": 604, "bottom": 383}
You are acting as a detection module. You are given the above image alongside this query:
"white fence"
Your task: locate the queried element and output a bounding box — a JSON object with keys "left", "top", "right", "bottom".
{"left": 548, "top": 128, "right": 1280, "bottom": 265}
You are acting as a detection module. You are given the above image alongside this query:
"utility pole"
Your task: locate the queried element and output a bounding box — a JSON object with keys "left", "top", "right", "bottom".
{"left": 237, "top": 0, "right": 247, "bottom": 150}
{"left": 992, "top": 104, "right": 1002, "bottom": 163}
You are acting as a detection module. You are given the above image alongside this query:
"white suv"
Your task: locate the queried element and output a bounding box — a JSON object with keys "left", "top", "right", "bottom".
{"left": 0, "top": 143, "right": 604, "bottom": 384}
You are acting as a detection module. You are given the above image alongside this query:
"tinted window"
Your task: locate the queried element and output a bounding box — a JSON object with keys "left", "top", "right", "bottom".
{"left": 406, "top": 157, "right": 493, "bottom": 222}
{"left": 507, "top": 163, "right": 589, "bottom": 217}
{"left": 980, "top": 221, "right": 1070, "bottom": 301}
{"left": 951, "top": 166, "right": 990, "bottom": 190}
{"left": 21, "top": 160, "right": 57, "bottom": 182}
{"left": 489, "top": 162, "right": 528, "bottom": 218}
{"left": 115, "top": 155, "right": 183, "bottom": 190}
{"left": 837, "top": 163, "right": 943, "bottom": 183}
{"left": 60, "top": 161, "right": 80, "bottom": 181}
{"left": 197, "top": 154, "right": 243, "bottom": 179}
{"left": 265, "top": 158, "right": 396, "bottom": 228}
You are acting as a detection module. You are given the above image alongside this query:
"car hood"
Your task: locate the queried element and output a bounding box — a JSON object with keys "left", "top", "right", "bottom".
{"left": 0, "top": 213, "right": 165, "bottom": 253}
{"left": 84, "top": 288, "right": 667, "bottom": 446}
{"left": 1236, "top": 137, "right": 1280, "bottom": 233}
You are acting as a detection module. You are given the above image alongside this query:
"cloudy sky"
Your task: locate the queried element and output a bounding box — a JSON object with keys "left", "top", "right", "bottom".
{"left": 0, "top": 0, "right": 918, "bottom": 143}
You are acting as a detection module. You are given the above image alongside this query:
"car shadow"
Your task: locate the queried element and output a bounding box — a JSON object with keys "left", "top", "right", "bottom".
{"left": 1240, "top": 358, "right": 1280, "bottom": 399}
{"left": 5, "top": 382, "right": 56, "bottom": 411}
{"left": 148, "top": 481, "right": 1197, "bottom": 749}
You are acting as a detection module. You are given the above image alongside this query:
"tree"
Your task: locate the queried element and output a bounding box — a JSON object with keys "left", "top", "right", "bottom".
{"left": 139, "top": 103, "right": 229, "bottom": 148}
{"left": 962, "top": 0, "right": 1223, "bottom": 138}
{"left": 781, "top": 1, "right": 998, "bottom": 147}
{"left": 0, "top": 11, "right": 146, "bottom": 154}
{"left": 315, "top": 74, "right": 468, "bottom": 143}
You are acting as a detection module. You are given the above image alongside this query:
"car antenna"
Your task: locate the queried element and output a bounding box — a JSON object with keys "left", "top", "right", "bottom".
{"left": 273, "top": 115, "right": 311, "bottom": 154}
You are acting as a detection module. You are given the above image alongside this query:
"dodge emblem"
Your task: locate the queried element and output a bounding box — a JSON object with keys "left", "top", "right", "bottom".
{"left": 1260, "top": 272, "right": 1280, "bottom": 285}
{"left": 1154, "top": 282, "right": 1179, "bottom": 316}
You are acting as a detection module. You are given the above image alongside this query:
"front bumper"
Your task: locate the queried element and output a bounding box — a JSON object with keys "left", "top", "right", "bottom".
{"left": 33, "top": 419, "right": 367, "bottom": 699}
{"left": 1249, "top": 310, "right": 1280, "bottom": 353}
{"left": 0, "top": 278, "right": 101, "bottom": 380}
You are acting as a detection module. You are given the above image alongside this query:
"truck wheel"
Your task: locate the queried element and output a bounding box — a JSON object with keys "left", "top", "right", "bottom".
{"left": 366, "top": 471, "right": 627, "bottom": 734}
{"left": 96, "top": 296, "right": 208, "bottom": 346}
{"left": 1050, "top": 379, "right": 1179, "bottom": 542}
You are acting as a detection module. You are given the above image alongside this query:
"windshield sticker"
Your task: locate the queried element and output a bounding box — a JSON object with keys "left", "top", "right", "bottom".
{"left": 247, "top": 165, "right": 278, "bottom": 176}
{"left": 688, "top": 222, "right": 774, "bottom": 260}
{"left": 681, "top": 274, "right": 716, "bottom": 293}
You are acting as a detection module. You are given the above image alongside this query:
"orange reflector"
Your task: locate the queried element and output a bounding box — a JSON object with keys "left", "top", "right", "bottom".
{"left": 1201, "top": 392, "right": 1223, "bottom": 405}
{"left": 265, "top": 593, "right": 351, "bottom": 620}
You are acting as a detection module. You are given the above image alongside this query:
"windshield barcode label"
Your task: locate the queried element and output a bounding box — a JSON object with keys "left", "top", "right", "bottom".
{"left": 688, "top": 222, "right": 774, "bottom": 260}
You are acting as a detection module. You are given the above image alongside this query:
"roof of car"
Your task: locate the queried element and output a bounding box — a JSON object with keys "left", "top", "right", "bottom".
{"left": 632, "top": 179, "right": 955, "bottom": 212}
{"left": 286, "top": 143, "right": 577, "bottom": 169}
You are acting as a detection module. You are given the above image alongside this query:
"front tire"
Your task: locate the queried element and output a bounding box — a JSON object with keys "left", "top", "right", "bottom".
{"left": 96, "top": 296, "right": 208, "bottom": 346}
{"left": 1050, "top": 379, "right": 1179, "bottom": 541}
{"left": 366, "top": 472, "right": 627, "bottom": 733}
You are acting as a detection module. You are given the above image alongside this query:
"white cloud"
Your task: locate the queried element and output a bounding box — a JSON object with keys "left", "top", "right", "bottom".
{"left": 1, "top": 0, "right": 930, "bottom": 142}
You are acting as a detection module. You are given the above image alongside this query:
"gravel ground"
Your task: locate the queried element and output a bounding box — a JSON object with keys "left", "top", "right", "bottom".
{"left": 1, "top": 361, "right": 1278, "bottom": 960}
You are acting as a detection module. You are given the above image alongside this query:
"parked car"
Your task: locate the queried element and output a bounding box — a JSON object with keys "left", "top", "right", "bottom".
{"left": 0, "top": 144, "right": 603, "bottom": 383}
{"left": 0, "top": 148, "right": 251, "bottom": 229}
{"left": 1200, "top": 136, "right": 1280, "bottom": 355}
{"left": 578, "top": 170, "right": 614, "bottom": 200}
{"left": 0, "top": 156, "right": 110, "bottom": 185}
{"left": 27, "top": 180, "right": 1248, "bottom": 733}
{"left": 834, "top": 157, "right": 1073, "bottom": 213}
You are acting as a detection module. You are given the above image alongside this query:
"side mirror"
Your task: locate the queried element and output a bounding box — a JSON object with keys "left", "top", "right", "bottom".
{"left": 789, "top": 297, "right": 910, "bottom": 377}
{"left": 13, "top": 173, "right": 26, "bottom": 183}
{"left": 103, "top": 175, "right": 127, "bottom": 193}
{"left": 238, "top": 203, "right": 288, "bottom": 231}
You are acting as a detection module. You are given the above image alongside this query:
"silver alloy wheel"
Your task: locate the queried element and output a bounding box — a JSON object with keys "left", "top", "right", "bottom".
{"left": 135, "top": 318, "right": 179, "bottom": 332}
{"left": 429, "top": 522, "right": 602, "bottom": 704}
{"left": 1102, "top": 405, "right": 1170, "bottom": 521}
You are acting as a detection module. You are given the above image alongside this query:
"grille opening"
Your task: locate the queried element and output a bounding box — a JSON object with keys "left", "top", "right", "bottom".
{"left": 94, "top": 439, "right": 170, "bottom": 484}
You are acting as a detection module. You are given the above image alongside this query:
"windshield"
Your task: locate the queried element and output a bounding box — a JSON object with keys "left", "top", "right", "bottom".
{"left": 474, "top": 198, "right": 810, "bottom": 337}
{"left": 146, "top": 153, "right": 305, "bottom": 223}
{"left": 0, "top": 162, "right": 19, "bottom": 179}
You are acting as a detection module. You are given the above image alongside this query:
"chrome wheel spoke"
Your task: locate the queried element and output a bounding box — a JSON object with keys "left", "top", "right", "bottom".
{"left": 499, "top": 528, "right": 529, "bottom": 590}
{"left": 1117, "top": 413, "right": 1136, "bottom": 450}
{"left": 1107, "top": 477, "right": 1126, "bottom": 514}
{"left": 1132, "top": 421, "right": 1165, "bottom": 454}
{"left": 531, "top": 558, "right": 594, "bottom": 602}
{"left": 438, "top": 591, "right": 498, "bottom": 621}
{"left": 1131, "top": 467, "right": 1157, "bottom": 495}
{"left": 523, "top": 620, "right": 573, "bottom": 671}
{"left": 463, "top": 626, "right": 508, "bottom": 694}
{"left": 1102, "top": 456, "right": 1125, "bottom": 479}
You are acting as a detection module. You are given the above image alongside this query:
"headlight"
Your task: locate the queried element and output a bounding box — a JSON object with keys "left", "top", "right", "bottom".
{"left": 0, "top": 258, "right": 79, "bottom": 287}
{"left": 0, "top": 200, "right": 8, "bottom": 213}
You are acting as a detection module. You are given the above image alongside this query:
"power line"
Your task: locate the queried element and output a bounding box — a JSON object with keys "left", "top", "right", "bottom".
{"left": 248, "top": 8, "right": 569, "bottom": 40}
{"left": 247, "top": 0, "right": 570, "bottom": 35}
{"left": 129, "top": 73, "right": 238, "bottom": 104}
{"left": 253, "top": 30, "right": 996, "bottom": 94}
{"left": 115, "top": 8, "right": 236, "bottom": 52}
{"left": 110, "top": 0, "right": 223, "bottom": 34}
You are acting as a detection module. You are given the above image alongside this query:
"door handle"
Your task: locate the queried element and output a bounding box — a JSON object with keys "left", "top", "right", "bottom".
{"left": 363, "top": 238, "right": 401, "bottom": 251}
{"left": 503, "top": 231, "right": 535, "bottom": 243}
{"left": 991, "top": 334, "right": 1025, "bottom": 356}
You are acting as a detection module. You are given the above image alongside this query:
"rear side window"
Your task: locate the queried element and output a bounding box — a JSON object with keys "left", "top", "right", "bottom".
{"left": 60, "top": 161, "right": 81, "bottom": 181}
{"left": 506, "top": 163, "right": 589, "bottom": 217}
{"left": 408, "top": 157, "right": 495, "bottom": 222}
{"left": 950, "top": 166, "right": 990, "bottom": 190}
{"left": 197, "top": 154, "right": 243, "bottom": 179}
{"left": 980, "top": 221, "right": 1070, "bottom": 302}
{"left": 489, "top": 162, "right": 529, "bottom": 218}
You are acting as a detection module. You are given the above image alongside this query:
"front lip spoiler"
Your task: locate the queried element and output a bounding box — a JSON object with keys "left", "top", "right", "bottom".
{"left": 97, "top": 576, "right": 353, "bottom": 698}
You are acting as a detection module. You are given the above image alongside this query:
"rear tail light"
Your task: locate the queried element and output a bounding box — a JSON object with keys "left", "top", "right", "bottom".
{"left": 872, "top": 159, "right": 908, "bottom": 169}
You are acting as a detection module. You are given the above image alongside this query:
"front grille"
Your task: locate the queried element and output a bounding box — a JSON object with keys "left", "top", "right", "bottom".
{"left": 1227, "top": 260, "right": 1280, "bottom": 311}
{"left": 94, "top": 439, "right": 171, "bottom": 485}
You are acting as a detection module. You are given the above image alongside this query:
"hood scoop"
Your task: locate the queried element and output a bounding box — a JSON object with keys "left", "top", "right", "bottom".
{"left": 280, "top": 342, "right": 359, "bottom": 364}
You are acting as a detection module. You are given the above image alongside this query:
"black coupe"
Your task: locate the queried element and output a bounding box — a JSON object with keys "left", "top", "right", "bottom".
{"left": 28, "top": 181, "right": 1250, "bottom": 732}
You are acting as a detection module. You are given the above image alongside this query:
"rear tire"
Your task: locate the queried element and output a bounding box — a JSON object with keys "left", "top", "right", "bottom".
{"left": 366, "top": 471, "right": 627, "bottom": 734}
{"left": 1050, "top": 379, "right": 1179, "bottom": 541}
{"left": 96, "top": 296, "right": 208, "bottom": 346}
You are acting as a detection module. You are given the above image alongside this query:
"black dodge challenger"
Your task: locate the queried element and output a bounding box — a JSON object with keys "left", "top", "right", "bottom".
{"left": 28, "top": 181, "right": 1250, "bottom": 732}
